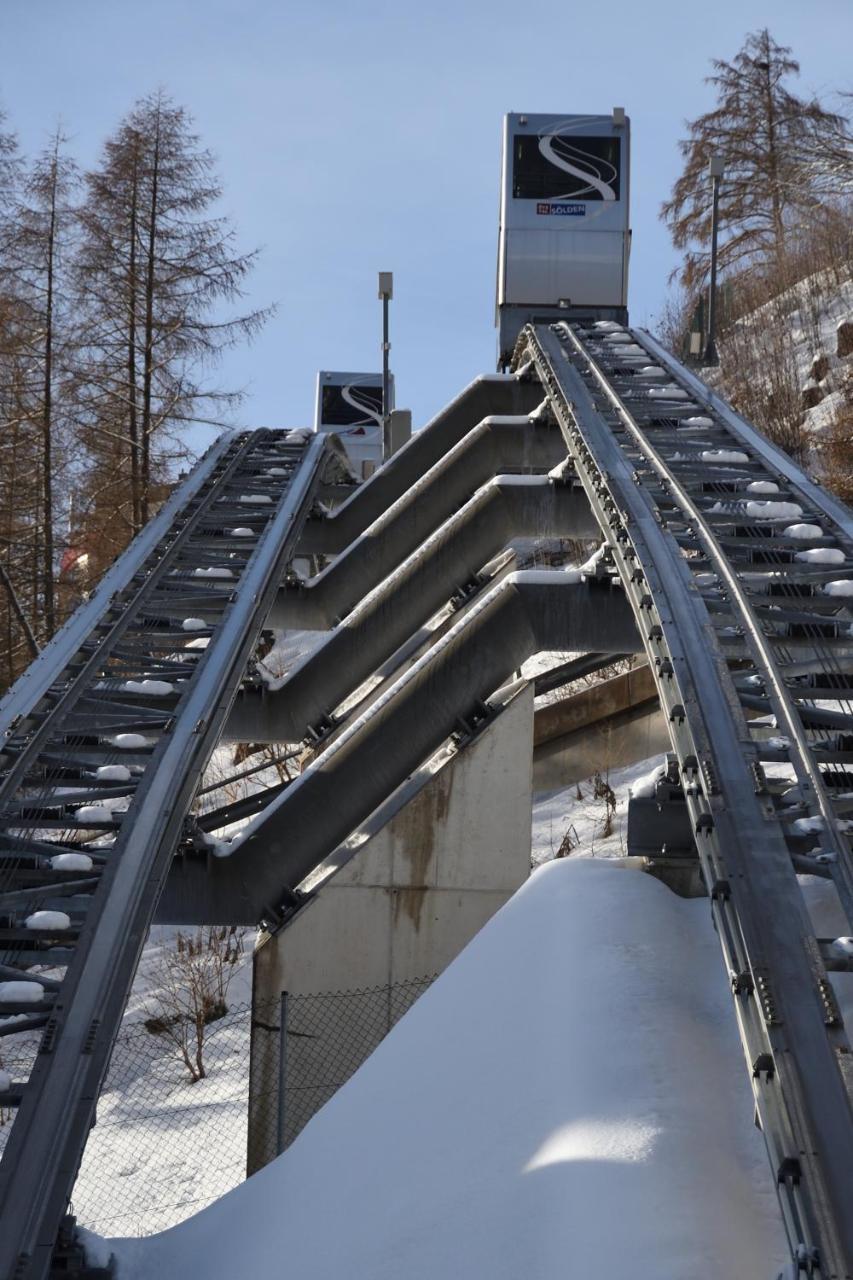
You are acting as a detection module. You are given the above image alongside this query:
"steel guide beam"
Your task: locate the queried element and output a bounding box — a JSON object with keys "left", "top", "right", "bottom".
{"left": 227, "top": 474, "right": 598, "bottom": 743}
{"left": 156, "top": 572, "right": 640, "bottom": 925}
{"left": 567, "top": 325, "right": 853, "bottom": 926}
{"left": 0, "top": 432, "right": 339, "bottom": 1280}
{"left": 521, "top": 323, "right": 853, "bottom": 1278}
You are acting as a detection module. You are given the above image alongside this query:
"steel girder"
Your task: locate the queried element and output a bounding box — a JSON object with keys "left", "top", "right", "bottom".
{"left": 279, "top": 417, "right": 571, "bottom": 627}
{"left": 523, "top": 321, "right": 853, "bottom": 1278}
{"left": 157, "top": 572, "right": 639, "bottom": 925}
{"left": 0, "top": 432, "right": 344, "bottom": 1280}
{"left": 226, "top": 473, "right": 599, "bottom": 743}
{"left": 299, "top": 372, "right": 543, "bottom": 556}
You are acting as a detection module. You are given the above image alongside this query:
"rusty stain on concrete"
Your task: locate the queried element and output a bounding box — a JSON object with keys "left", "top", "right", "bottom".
{"left": 392, "top": 768, "right": 454, "bottom": 929}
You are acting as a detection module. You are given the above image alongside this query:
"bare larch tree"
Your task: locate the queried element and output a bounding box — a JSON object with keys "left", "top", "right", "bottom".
{"left": 661, "top": 29, "right": 853, "bottom": 292}
{"left": 74, "top": 90, "right": 272, "bottom": 567}
{"left": 2, "top": 129, "right": 78, "bottom": 643}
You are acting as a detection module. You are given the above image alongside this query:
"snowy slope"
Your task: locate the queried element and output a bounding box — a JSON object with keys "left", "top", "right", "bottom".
{"left": 531, "top": 755, "right": 652, "bottom": 864}
{"left": 716, "top": 270, "right": 853, "bottom": 452}
{"left": 107, "top": 857, "right": 795, "bottom": 1280}
{"left": 67, "top": 748, "right": 632, "bottom": 1240}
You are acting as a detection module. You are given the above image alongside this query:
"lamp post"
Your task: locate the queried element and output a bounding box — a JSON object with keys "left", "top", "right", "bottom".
{"left": 704, "top": 155, "right": 725, "bottom": 367}
{"left": 378, "top": 271, "right": 393, "bottom": 460}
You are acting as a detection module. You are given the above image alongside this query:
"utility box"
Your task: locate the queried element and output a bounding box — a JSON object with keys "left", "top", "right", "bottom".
{"left": 496, "top": 110, "right": 631, "bottom": 364}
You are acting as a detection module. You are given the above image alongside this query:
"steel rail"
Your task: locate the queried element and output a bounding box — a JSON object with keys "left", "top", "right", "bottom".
{"left": 0, "top": 432, "right": 238, "bottom": 743}
{"left": 0, "top": 438, "right": 257, "bottom": 808}
{"left": 0, "top": 433, "right": 331, "bottom": 1280}
{"left": 636, "top": 328, "right": 853, "bottom": 545}
{"left": 560, "top": 321, "right": 853, "bottom": 928}
{"left": 522, "top": 322, "right": 853, "bottom": 1278}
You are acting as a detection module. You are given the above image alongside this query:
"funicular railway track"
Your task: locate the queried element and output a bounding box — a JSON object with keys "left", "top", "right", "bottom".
{"left": 522, "top": 320, "right": 853, "bottom": 1277}
{"left": 1, "top": 313, "right": 852, "bottom": 1278}
{"left": 5, "top": 91, "right": 851, "bottom": 1279}
{"left": 0, "top": 428, "right": 341, "bottom": 1280}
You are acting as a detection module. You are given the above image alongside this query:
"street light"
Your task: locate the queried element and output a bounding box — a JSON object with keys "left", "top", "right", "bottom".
{"left": 704, "top": 155, "right": 725, "bottom": 367}
{"left": 378, "top": 272, "right": 393, "bottom": 460}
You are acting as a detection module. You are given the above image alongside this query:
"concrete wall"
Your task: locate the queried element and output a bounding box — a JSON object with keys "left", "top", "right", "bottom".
{"left": 247, "top": 684, "right": 533, "bottom": 1170}
{"left": 533, "top": 669, "right": 667, "bottom": 795}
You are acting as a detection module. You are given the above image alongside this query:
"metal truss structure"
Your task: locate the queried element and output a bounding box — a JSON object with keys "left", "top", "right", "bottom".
{"left": 1, "top": 332, "right": 853, "bottom": 1276}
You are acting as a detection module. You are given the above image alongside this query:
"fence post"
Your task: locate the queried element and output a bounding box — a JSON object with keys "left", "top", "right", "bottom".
{"left": 276, "top": 990, "right": 289, "bottom": 1155}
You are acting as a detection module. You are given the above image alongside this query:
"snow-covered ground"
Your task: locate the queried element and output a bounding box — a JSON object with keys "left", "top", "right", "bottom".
{"left": 106, "top": 854, "right": 798, "bottom": 1280}
{"left": 72, "top": 1009, "right": 255, "bottom": 1237}
{"left": 66, "top": 752, "right": 636, "bottom": 1240}
{"left": 74, "top": 740, "right": 853, "bottom": 1275}
{"left": 65, "top": 929, "right": 258, "bottom": 1236}
{"left": 717, "top": 268, "right": 853, "bottom": 451}
{"left": 532, "top": 756, "right": 650, "bottom": 864}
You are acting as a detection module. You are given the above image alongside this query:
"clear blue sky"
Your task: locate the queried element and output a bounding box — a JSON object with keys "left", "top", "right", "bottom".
{"left": 3, "top": 0, "right": 852, "bottom": 448}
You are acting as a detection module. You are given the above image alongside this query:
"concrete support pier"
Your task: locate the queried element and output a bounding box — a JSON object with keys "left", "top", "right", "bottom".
{"left": 247, "top": 685, "right": 534, "bottom": 1172}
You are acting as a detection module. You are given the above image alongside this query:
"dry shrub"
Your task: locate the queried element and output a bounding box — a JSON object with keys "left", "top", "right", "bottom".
{"left": 818, "top": 396, "right": 853, "bottom": 503}
{"left": 144, "top": 926, "right": 246, "bottom": 1082}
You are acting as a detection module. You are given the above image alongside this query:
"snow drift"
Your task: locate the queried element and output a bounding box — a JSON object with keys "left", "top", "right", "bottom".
{"left": 109, "top": 860, "right": 790, "bottom": 1280}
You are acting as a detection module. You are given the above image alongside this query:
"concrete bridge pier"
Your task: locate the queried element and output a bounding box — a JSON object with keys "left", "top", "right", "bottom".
{"left": 247, "top": 684, "right": 534, "bottom": 1172}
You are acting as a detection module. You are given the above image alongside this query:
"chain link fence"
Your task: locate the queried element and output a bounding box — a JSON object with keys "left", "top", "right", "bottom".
{"left": 248, "top": 976, "right": 434, "bottom": 1173}
{"left": 1, "top": 976, "right": 433, "bottom": 1238}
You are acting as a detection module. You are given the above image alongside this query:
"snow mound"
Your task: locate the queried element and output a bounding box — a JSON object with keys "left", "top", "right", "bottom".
{"left": 823, "top": 580, "right": 853, "bottom": 597}
{"left": 50, "top": 852, "right": 93, "bottom": 872}
{"left": 682, "top": 416, "right": 714, "bottom": 427}
{"left": 792, "top": 816, "right": 823, "bottom": 834}
{"left": 746, "top": 481, "right": 779, "bottom": 494}
{"left": 796, "top": 547, "right": 845, "bottom": 565}
{"left": 182, "top": 618, "right": 207, "bottom": 631}
{"left": 95, "top": 765, "right": 131, "bottom": 783}
{"left": 702, "top": 448, "right": 748, "bottom": 464}
{"left": 109, "top": 861, "right": 788, "bottom": 1280}
{"left": 238, "top": 494, "right": 272, "bottom": 505}
{"left": 628, "top": 761, "right": 667, "bottom": 799}
{"left": 122, "top": 679, "right": 174, "bottom": 696}
{"left": 785, "top": 523, "right": 823, "bottom": 540}
{"left": 76, "top": 798, "right": 129, "bottom": 825}
{"left": 0, "top": 981, "right": 44, "bottom": 1004}
{"left": 25, "top": 910, "right": 70, "bottom": 931}
{"left": 74, "top": 804, "right": 117, "bottom": 824}
{"left": 647, "top": 386, "right": 690, "bottom": 399}
{"left": 108, "top": 734, "right": 150, "bottom": 750}
{"left": 229, "top": 528, "right": 255, "bottom": 538}
{"left": 745, "top": 500, "right": 803, "bottom": 521}
{"left": 193, "top": 567, "right": 233, "bottom": 579}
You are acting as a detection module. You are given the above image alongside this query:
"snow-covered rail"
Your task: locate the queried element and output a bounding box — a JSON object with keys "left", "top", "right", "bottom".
{"left": 521, "top": 320, "right": 853, "bottom": 1278}
{"left": 0, "top": 429, "right": 341, "bottom": 1280}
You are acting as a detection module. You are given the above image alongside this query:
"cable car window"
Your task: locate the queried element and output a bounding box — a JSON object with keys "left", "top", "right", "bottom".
{"left": 321, "top": 384, "right": 383, "bottom": 427}
{"left": 513, "top": 134, "right": 620, "bottom": 201}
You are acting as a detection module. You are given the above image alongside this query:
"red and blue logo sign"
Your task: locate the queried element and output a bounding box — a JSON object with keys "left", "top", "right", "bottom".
{"left": 536, "top": 202, "right": 586, "bottom": 216}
